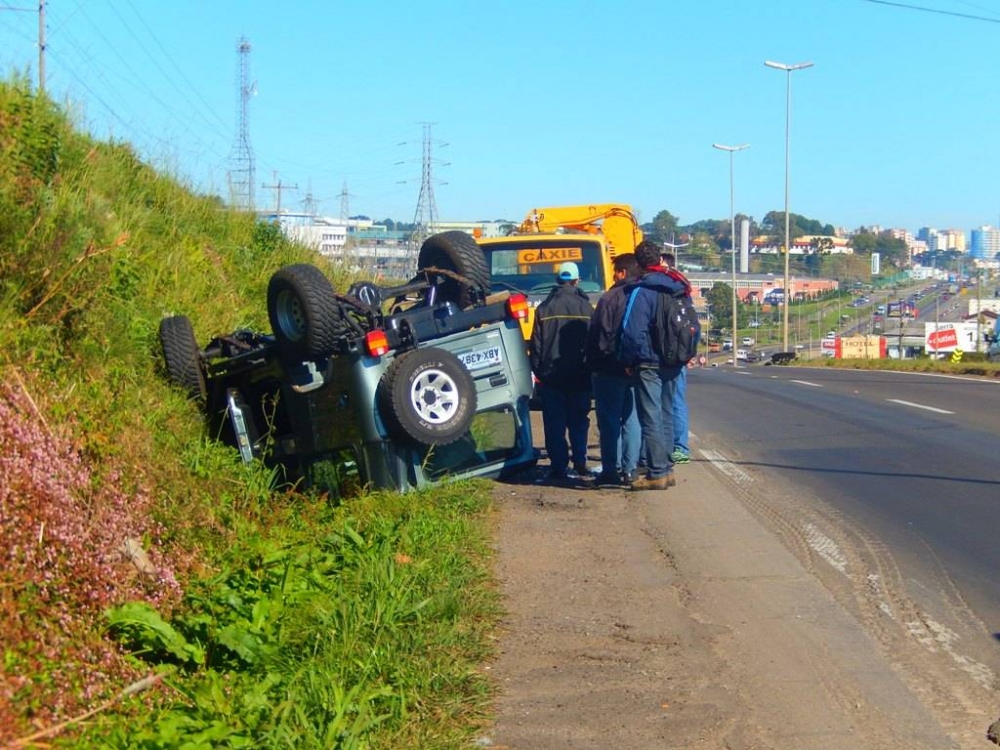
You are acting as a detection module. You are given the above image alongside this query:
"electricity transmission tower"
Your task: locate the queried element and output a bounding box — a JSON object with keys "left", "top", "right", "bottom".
{"left": 227, "top": 37, "right": 255, "bottom": 211}
{"left": 339, "top": 180, "right": 356, "bottom": 223}
{"left": 408, "top": 123, "right": 448, "bottom": 253}
{"left": 300, "top": 181, "right": 318, "bottom": 217}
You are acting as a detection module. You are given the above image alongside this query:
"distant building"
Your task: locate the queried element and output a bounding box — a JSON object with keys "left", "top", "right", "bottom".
{"left": 970, "top": 226, "right": 1000, "bottom": 261}
{"left": 750, "top": 234, "right": 850, "bottom": 254}
{"left": 685, "top": 271, "right": 838, "bottom": 306}
{"left": 433, "top": 220, "right": 511, "bottom": 238}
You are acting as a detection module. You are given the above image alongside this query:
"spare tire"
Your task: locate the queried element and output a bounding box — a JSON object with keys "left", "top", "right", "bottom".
{"left": 417, "top": 231, "right": 490, "bottom": 308}
{"left": 377, "top": 347, "right": 477, "bottom": 446}
{"left": 267, "top": 264, "right": 347, "bottom": 360}
{"left": 159, "top": 315, "right": 207, "bottom": 401}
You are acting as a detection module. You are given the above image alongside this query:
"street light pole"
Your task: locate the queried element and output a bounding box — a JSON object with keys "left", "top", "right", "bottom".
{"left": 765, "top": 59, "right": 813, "bottom": 352}
{"left": 713, "top": 142, "right": 749, "bottom": 367}
{"left": 663, "top": 240, "right": 690, "bottom": 268}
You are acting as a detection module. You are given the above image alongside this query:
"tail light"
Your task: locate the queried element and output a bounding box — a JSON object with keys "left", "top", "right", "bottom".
{"left": 507, "top": 293, "right": 529, "bottom": 321}
{"left": 364, "top": 329, "right": 390, "bottom": 357}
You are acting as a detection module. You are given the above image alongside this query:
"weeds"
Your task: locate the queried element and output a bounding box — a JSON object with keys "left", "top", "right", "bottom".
{"left": 1, "top": 76, "right": 503, "bottom": 748}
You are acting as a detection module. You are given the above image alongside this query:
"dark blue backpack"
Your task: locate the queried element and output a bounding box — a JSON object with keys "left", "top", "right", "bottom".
{"left": 651, "top": 288, "right": 700, "bottom": 367}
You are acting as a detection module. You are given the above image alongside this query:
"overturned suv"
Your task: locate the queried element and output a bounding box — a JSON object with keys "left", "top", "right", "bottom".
{"left": 158, "top": 231, "right": 537, "bottom": 494}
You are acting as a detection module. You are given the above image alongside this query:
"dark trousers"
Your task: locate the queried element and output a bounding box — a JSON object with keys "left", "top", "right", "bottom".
{"left": 539, "top": 384, "right": 590, "bottom": 473}
{"left": 634, "top": 366, "right": 682, "bottom": 478}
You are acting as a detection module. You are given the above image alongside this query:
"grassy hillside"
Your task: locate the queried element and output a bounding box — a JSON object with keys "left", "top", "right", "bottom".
{"left": 0, "top": 76, "right": 499, "bottom": 748}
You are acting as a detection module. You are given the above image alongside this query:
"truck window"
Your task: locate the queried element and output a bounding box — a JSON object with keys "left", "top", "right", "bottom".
{"left": 481, "top": 239, "right": 607, "bottom": 296}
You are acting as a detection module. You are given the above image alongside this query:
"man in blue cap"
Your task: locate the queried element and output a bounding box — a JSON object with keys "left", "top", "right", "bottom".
{"left": 530, "top": 261, "right": 594, "bottom": 484}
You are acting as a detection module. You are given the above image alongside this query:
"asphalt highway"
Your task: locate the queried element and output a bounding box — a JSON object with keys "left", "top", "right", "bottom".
{"left": 687, "top": 364, "right": 1000, "bottom": 701}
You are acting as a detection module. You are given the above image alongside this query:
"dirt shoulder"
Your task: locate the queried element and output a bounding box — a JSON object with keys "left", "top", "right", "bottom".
{"left": 479, "top": 423, "right": 983, "bottom": 749}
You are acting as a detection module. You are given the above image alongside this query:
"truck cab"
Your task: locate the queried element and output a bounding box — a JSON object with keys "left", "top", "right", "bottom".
{"left": 476, "top": 204, "right": 643, "bottom": 338}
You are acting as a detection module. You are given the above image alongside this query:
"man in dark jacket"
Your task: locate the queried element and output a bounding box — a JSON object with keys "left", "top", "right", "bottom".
{"left": 585, "top": 253, "right": 641, "bottom": 487}
{"left": 530, "top": 261, "right": 594, "bottom": 483}
{"left": 619, "top": 241, "right": 688, "bottom": 491}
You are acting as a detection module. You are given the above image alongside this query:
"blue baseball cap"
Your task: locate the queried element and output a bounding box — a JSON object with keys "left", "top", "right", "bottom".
{"left": 557, "top": 261, "right": 580, "bottom": 282}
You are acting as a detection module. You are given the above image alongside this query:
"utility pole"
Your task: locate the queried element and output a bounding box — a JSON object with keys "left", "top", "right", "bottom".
{"left": 0, "top": 2, "right": 42, "bottom": 91}
{"left": 261, "top": 171, "right": 297, "bottom": 214}
{"left": 976, "top": 268, "right": 983, "bottom": 354}
{"left": 38, "top": 0, "right": 45, "bottom": 93}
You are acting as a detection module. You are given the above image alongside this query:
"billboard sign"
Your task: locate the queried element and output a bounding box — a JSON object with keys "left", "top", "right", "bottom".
{"left": 923, "top": 322, "right": 979, "bottom": 353}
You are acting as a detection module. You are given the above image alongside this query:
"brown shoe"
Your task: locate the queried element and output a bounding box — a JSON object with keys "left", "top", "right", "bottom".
{"left": 629, "top": 473, "right": 676, "bottom": 491}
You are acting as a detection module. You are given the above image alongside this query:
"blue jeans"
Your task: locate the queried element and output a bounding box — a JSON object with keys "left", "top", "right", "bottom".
{"left": 634, "top": 366, "right": 682, "bottom": 478}
{"left": 671, "top": 366, "right": 689, "bottom": 455}
{"left": 539, "top": 384, "right": 591, "bottom": 473}
{"left": 592, "top": 372, "right": 640, "bottom": 476}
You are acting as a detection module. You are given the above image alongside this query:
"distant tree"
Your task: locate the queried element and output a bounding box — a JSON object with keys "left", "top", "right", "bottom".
{"left": 850, "top": 231, "right": 908, "bottom": 269}
{"left": 875, "top": 233, "right": 908, "bottom": 268}
{"left": 644, "top": 209, "right": 680, "bottom": 245}
{"left": 760, "top": 211, "right": 835, "bottom": 248}
{"left": 380, "top": 218, "right": 396, "bottom": 230}
{"left": 850, "top": 231, "right": 877, "bottom": 255}
{"left": 705, "top": 281, "right": 745, "bottom": 328}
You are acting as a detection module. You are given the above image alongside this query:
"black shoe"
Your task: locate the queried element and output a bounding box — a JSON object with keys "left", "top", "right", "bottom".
{"left": 572, "top": 463, "right": 592, "bottom": 478}
{"left": 594, "top": 472, "right": 624, "bottom": 489}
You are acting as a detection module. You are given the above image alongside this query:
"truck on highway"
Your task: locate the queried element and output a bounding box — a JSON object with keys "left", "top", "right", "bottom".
{"left": 475, "top": 204, "right": 643, "bottom": 338}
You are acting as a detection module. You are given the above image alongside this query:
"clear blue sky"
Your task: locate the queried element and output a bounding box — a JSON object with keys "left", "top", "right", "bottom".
{"left": 2, "top": 0, "right": 1000, "bottom": 235}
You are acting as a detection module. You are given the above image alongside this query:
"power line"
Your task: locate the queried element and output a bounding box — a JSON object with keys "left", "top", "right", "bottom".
{"left": 102, "top": 1, "right": 231, "bottom": 141}
{"left": 860, "top": 0, "right": 1000, "bottom": 23}
{"left": 122, "top": 0, "right": 230, "bottom": 135}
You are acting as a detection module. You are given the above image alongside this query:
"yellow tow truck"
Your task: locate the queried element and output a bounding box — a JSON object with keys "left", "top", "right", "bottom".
{"left": 476, "top": 204, "right": 644, "bottom": 338}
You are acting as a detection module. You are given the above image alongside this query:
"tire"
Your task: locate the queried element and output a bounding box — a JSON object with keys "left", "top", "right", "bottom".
{"left": 377, "top": 347, "right": 477, "bottom": 446}
{"left": 267, "top": 264, "right": 347, "bottom": 360}
{"left": 417, "top": 231, "right": 490, "bottom": 308}
{"left": 159, "top": 315, "right": 207, "bottom": 401}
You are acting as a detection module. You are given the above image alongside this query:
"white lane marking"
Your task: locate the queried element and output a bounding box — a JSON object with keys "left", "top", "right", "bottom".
{"left": 700, "top": 449, "right": 752, "bottom": 485}
{"left": 802, "top": 523, "right": 848, "bottom": 574}
{"left": 906, "top": 618, "right": 996, "bottom": 690}
{"left": 790, "top": 379, "right": 823, "bottom": 388}
{"left": 887, "top": 398, "right": 953, "bottom": 415}
{"left": 866, "top": 573, "right": 895, "bottom": 619}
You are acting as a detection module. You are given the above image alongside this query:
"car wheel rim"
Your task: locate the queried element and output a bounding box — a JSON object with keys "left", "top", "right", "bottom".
{"left": 275, "top": 290, "right": 305, "bottom": 341}
{"left": 410, "top": 368, "right": 459, "bottom": 424}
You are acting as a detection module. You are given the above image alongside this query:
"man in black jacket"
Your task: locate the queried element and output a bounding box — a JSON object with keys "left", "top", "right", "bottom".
{"left": 530, "top": 261, "right": 594, "bottom": 483}
{"left": 585, "top": 253, "right": 641, "bottom": 487}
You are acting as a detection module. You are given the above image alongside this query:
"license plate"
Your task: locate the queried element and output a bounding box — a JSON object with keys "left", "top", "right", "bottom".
{"left": 459, "top": 345, "right": 502, "bottom": 371}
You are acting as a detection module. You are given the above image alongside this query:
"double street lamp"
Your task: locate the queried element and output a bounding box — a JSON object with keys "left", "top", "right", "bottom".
{"left": 765, "top": 59, "right": 813, "bottom": 352}
{"left": 712, "top": 143, "right": 749, "bottom": 367}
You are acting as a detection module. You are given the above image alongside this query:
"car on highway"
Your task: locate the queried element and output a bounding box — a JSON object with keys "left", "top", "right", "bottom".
{"left": 741, "top": 336, "right": 755, "bottom": 346}
{"left": 158, "top": 231, "right": 538, "bottom": 495}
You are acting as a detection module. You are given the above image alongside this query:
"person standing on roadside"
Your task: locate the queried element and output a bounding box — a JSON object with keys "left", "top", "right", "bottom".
{"left": 530, "top": 261, "right": 594, "bottom": 484}
{"left": 618, "top": 241, "right": 688, "bottom": 491}
{"left": 586, "top": 253, "right": 642, "bottom": 488}
{"left": 661, "top": 251, "right": 693, "bottom": 465}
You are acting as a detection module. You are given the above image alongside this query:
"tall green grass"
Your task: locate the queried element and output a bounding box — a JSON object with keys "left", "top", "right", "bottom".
{"left": 1, "top": 75, "right": 502, "bottom": 748}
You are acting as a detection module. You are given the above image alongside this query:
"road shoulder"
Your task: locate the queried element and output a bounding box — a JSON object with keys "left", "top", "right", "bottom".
{"left": 484, "top": 456, "right": 960, "bottom": 749}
